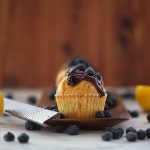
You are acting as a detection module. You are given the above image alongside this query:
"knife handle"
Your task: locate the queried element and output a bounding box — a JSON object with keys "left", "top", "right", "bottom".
{"left": 0, "top": 92, "right": 4, "bottom": 113}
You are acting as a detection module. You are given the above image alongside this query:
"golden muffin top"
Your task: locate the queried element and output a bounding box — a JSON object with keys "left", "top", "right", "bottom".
{"left": 56, "top": 64, "right": 105, "bottom": 97}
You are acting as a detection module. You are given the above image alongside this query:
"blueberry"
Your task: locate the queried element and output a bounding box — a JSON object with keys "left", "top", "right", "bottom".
{"left": 4, "top": 132, "right": 15, "bottom": 142}
{"left": 18, "top": 133, "right": 29, "bottom": 143}
{"left": 48, "top": 88, "right": 56, "bottom": 100}
{"left": 27, "top": 96, "right": 37, "bottom": 105}
{"left": 69, "top": 63, "right": 86, "bottom": 74}
{"left": 126, "top": 132, "right": 137, "bottom": 142}
{"left": 146, "top": 128, "right": 150, "bottom": 138}
{"left": 66, "top": 125, "right": 79, "bottom": 135}
{"left": 85, "top": 67, "right": 95, "bottom": 76}
{"left": 111, "top": 128, "right": 122, "bottom": 139}
{"left": 130, "top": 110, "right": 139, "bottom": 118}
{"left": 74, "top": 69, "right": 84, "bottom": 74}
{"left": 126, "top": 127, "right": 136, "bottom": 134}
{"left": 110, "top": 95, "right": 117, "bottom": 106}
{"left": 67, "top": 76, "right": 77, "bottom": 86}
{"left": 54, "top": 125, "right": 65, "bottom": 133}
{"left": 25, "top": 121, "right": 38, "bottom": 130}
{"left": 25, "top": 121, "right": 42, "bottom": 130}
{"left": 147, "top": 113, "right": 150, "bottom": 123}
{"left": 137, "top": 130, "right": 146, "bottom": 140}
{"left": 102, "top": 127, "right": 113, "bottom": 132}
{"left": 106, "top": 97, "right": 114, "bottom": 108}
{"left": 75, "top": 63, "right": 86, "bottom": 72}
{"left": 104, "top": 104, "right": 110, "bottom": 110}
{"left": 103, "top": 110, "right": 112, "bottom": 118}
{"left": 106, "top": 94, "right": 117, "bottom": 108}
{"left": 5, "top": 93, "right": 14, "bottom": 99}
{"left": 95, "top": 111, "right": 105, "bottom": 118}
{"left": 102, "top": 131, "right": 112, "bottom": 141}
{"left": 128, "top": 110, "right": 139, "bottom": 118}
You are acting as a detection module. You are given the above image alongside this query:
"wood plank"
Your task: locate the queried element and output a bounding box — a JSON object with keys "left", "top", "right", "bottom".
{"left": 141, "top": 0, "right": 150, "bottom": 84}
{"left": 0, "top": 0, "right": 150, "bottom": 87}
{"left": 104, "top": 0, "right": 142, "bottom": 85}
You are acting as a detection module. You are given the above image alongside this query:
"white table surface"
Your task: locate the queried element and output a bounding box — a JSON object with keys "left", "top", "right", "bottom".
{"left": 0, "top": 89, "right": 150, "bottom": 150}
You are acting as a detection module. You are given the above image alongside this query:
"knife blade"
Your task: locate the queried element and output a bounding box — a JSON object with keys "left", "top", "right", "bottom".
{"left": 1, "top": 95, "right": 59, "bottom": 126}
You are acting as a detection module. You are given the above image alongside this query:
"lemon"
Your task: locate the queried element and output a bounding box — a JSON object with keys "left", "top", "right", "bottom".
{"left": 0, "top": 92, "right": 4, "bottom": 114}
{"left": 135, "top": 85, "right": 150, "bottom": 111}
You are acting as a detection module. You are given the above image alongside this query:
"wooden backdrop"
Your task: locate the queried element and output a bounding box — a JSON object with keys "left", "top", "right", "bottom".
{"left": 0, "top": 0, "right": 150, "bottom": 87}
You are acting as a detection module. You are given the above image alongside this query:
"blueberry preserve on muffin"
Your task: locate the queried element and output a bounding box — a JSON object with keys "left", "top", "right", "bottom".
{"left": 56, "top": 56, "right": 90, "bottom": 87}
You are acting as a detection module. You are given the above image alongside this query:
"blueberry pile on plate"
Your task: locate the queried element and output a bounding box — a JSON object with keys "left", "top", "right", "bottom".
{"left": 53, "top": 124, "right": 80, "bottom": 135}
{"left": 105, "top": 92, "right": 117, "bottom": 110}
{"left": 95, "top": 92, "right": 117, "bottom": 118}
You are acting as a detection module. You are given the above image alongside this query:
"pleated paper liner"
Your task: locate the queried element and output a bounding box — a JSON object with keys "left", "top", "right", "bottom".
{"left": 38, "top": 89, "right": 130, "bottom": 130}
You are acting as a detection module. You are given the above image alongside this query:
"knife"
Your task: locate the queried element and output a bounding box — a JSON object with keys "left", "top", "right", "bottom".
{"left": 0, "top": 93, "right": 59, "bottom": 126}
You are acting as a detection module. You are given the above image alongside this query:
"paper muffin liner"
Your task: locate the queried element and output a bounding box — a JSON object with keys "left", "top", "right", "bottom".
{"left": 55, "top": 94, "right": 107, "bottom": 119}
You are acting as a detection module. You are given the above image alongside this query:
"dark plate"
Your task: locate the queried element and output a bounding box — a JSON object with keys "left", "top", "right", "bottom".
{"left": 38, "top": 89, "right": 130, "bottom": 130}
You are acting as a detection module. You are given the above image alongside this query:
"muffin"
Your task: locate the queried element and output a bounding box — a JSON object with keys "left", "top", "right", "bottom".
{"left": 55, "top": 65, "right": 107, "bottom": 119}
{"left": 56, "top": 56, "right": 90, "bottom": 87}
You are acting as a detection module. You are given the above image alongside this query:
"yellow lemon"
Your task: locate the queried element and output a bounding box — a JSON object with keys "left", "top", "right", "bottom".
{"left": 0, "top": 92, "right": 4, "bottom": 114}
{"left": 135, "top": 85, "right": 150, "bottom": 111}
